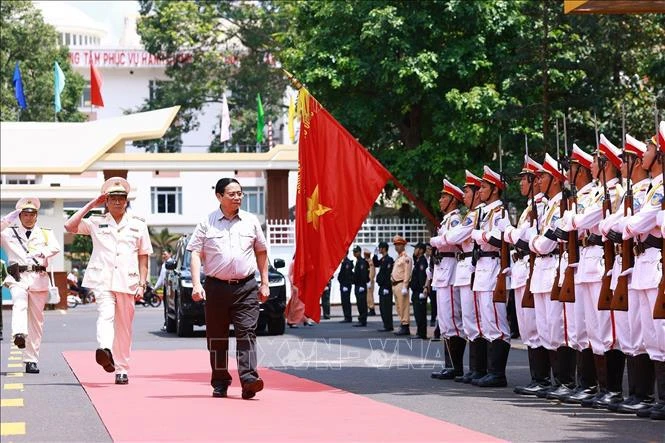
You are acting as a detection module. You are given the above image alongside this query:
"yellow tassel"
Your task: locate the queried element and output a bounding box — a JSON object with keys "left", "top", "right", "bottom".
{"left": 297, "top": 87, "right": 311, "bottom": 128}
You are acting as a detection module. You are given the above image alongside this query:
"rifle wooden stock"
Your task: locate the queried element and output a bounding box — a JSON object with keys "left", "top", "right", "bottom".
{"left": 655, "top": 197, "right": 665, "bottom": 319}
{"left": 611, "top": 192, "right": 633, "bottom": 311}
{"left": 559, "top": 227, "right": 578, "bottom": 303}
{"left": 493, "top": 233, "right": 510, "bottom": 303}
{"left": 551, "top": 196, "right": 568, "bottom": 301}
{"left": 522, "top": 252, "right": 536, "bottom": 308}
{"left": 598, "top": 199, "right": 615, "bottom": 311}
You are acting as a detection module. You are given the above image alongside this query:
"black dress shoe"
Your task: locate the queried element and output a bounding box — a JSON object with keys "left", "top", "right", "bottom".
{"left": 547, "top": 385, "right": 575, "bottom": 400}
{"left": 114, "top": 374, "right": 128, "bottom": 385}
{"left": 455, "top": 371, "right": 473, "bottom": 383}
{"left": 472, "top": 373, "right": 492, "bottom": 386}
{"left": 339, "top": 319, "right": 352, "bottom": 323}
{"left": 322, "top": 315, "right": 331, "bottom": 320}
{"left": 636, "top": 401, "right": 662, "bottom": 418}
{"left": 467, "top": 371, "right": 486, "bottom": 384}
{"left": 515, "top": 382, "right": 550, "bottom": 396}
{"left": 592, "top": 391, "right": 623, "bottom": 409}
{"left": 241, "top": 378, "right": 264, "bottom": 400}
{"left": 13, "top": 333, "right": 26, "bottom": 349}
{"left": 95, "top": 348, "right": 115, "bottom": 373}
{"left": 617, "top": 398, "right": 654, "bottom": 414}
{"left": 367, "top": 309, "right": 376, "bottom": 316}
{"left": 394, "top": 327, "right": 410, "bottom": 336}
{"left": 650, "top": 402, "right": 665, "bottom": 420}
{"left": 25, "top": 362, "right": 39, "bottom": 374}
{"left": 212, "top": 386, "right": 228, "bottom": 398}
{"left": 477, "top": 373, "right": 507, "bottom": 388}
{"left": 561, "top": 386, "right": 597, "bottom": 404}
{"left": 352, "top": 323, "right": 367, "bottom": 327}
{"left": 609, "top": 395, "right": 637, "bottom": 412}
{"left": 581, "top": 391, "right": 607, "bottom": 408}
{"left": 434, "top": 369, "right": 460, "bottom": 380}
{"left": 535, "top": 385, "right": 558, "bottom": 399}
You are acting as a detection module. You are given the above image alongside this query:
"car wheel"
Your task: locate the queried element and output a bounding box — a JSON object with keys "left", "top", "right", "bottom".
{"left": 267, "top": 314, "right": 286, "bottom": 335}
{"left": 176, "top": 299, "right": 193, "bottom": 337}
{"left": 149, "top": 295, "right": 162, "bottom": 308}
{"left": 165, "top": 300, "right": 176, "bottom": 333}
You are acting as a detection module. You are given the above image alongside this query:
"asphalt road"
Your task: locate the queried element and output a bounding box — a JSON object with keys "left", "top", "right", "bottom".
{"left": 1, "top": 305, "right": 663, "bottom": 442}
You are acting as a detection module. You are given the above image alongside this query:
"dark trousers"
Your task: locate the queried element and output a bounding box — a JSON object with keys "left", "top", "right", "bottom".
{"left": 340, "top": 285, "right": 352, "bottom": 320}
{"left": 355, "top": 286, "right": 368, "bottom": 324}
{"left": 429, "top": 288, "right": 437, "bottom": 323}
{"left": 203, "top": 277, "right": 260, "bottom": 388}
{"left": 321, "top": 289, "right": 330, "bottom": 317}
{"left": 411, "top": 292, "right": 427, "bottom": 338}
{"left": 378, "top": 286, "right": 393, "bottom": 330}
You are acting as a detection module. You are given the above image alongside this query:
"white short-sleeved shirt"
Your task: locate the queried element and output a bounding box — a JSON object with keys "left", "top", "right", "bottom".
{"left": 187, "top": 208, "right": 267, "bottom": 280}
{"left": 77, "top": 212, "right": 153, "bottom": 294}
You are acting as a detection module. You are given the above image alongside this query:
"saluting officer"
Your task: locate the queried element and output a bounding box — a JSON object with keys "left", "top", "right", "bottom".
{"left": 429, "top": 179, "right": 465, "bottom": 379}
{"left": 470, "top": 166, "right": 511, "bottom": 388}
{"left": 1, "top": 198, "right": 61, "bottom": 374}
{"left": 65, "top": 177, "right": 153, "bottom": 385}
{"left": 561, "top": 136, "right": 625, "bottom": 408}
{"left": 502, "top": 156, "right": 551, "bottom": 395}
{"left": 391, "top": 235, "right": 413, "bottom": 336}
{"left": 617, "top": 130, "right": 665, "bottom": 420}
{"left": 599, "top": 134, "right": 654, "bottom": 414}
{"left": 375, "top": 241, "right": 395, "bottom": 332}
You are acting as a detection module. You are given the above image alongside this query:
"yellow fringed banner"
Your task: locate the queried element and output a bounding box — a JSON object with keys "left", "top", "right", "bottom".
{"left": 297, "top": 87, "right": 311, "bottom": 129}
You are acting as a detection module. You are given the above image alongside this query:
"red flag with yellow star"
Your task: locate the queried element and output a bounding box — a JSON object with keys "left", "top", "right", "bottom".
{"left": 294, "top": 90, "right": 392, "bottom": 322}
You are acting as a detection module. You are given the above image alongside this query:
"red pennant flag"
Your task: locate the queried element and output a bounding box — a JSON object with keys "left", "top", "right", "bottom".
{"left": 294, "top": 91, "right": 391, "bottom": 322}
{"left": 90, "top": 63, "right": 104, "bottom": 107}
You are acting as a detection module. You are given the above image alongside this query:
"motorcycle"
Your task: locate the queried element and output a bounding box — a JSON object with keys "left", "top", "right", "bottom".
{"left": 135, "top": 284, "right": 162, "bottom": 308}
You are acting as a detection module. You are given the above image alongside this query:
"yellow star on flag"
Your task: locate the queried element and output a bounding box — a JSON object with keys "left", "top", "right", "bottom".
{"left": 307, "top": 185, "right": 331, "bottom": 230}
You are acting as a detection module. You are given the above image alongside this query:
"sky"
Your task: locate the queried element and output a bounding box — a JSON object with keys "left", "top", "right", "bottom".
{"left": 63, "top": 1, "right": 139, "bottom": 42}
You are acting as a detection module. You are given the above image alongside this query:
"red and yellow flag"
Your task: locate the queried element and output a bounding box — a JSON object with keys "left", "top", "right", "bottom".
{"left": 294, "top": 90, "right": 391, "bottom": 322}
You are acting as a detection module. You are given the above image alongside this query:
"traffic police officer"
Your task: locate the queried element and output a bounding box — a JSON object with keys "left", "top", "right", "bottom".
{"left": 1, "top": 198, "right": 61, "bottom": 373}
{"left": 391, "top": 235, "right": 413, "bottom": 336}
{"left": 65, "top": 177, "right": 153, "bottom": 385}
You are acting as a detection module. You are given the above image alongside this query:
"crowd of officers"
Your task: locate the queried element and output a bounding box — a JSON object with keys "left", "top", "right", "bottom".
{"left": 425, "top": 123, "right": 664, "bottom": 421}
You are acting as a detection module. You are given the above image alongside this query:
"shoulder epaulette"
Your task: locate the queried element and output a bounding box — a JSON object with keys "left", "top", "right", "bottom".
{"left": 132, "top": 215, "right": 146, "bottom": 222}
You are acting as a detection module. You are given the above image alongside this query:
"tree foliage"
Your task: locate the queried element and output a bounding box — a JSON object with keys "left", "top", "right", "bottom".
{"left": 135, "top": 0, "right": 290, "bottom": 152}
{"left": 0, "top": 0, "right": 85, "bottom": 122}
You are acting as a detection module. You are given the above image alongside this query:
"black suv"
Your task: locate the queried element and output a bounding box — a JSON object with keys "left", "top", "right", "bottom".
{"left": 163, "top": 235, "right": 287, "bottom": 337}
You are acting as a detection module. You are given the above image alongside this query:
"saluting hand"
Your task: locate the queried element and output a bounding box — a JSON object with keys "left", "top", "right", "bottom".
{"left": 92, "top": 194, "right": 107, "bottom": 207}
{"left": 192, "top": 283, "right": 206, "bottom": 302}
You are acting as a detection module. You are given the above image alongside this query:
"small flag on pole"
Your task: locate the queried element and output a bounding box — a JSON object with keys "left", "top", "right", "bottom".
{"left": 256, "top": 93, "right": 265, "bottom": 143}
{"left": 54, "top": 62, "right": 66, "bottom": 113}
{"left": 220, "top": 95, "right": 231, "bottom": 142}
{"left": 90, "top": 63, "right": 104, "bottom": 107}
{"left": 288, "top": 95, "right": 296, "bottom": 143}
{"left": 13, "top": 62, "right": 27, "bottom": 110}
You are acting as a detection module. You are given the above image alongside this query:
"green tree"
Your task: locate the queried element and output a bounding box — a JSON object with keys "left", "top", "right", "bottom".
{"left": 149, "top": 227, "right": 181, "bottom": 260}
{"left": 134, "top": 0, "right": 289, "bottom": 152}
{"left": 0, "top": 0, "right": 86, "bottom": 122}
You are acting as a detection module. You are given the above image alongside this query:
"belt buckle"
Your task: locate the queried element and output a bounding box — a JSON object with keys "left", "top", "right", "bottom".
{"left": 228, "top": 278, "right": 240, "bottom": 285}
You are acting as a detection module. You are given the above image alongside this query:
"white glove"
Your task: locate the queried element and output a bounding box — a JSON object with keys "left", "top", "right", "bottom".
{"left": 496, "top": 217, "right": 512, "bottom": 232}
{"left": 471, "top": 230, "right": 484, "bottom": 243}
{"left": 401, "top": 287, "right": 408, "bottom": 296}
{"left": 358, "top": 286, "right": 365, "bottom": 293}
{"left": 367, "top": 282, "right": 371, "bottom": 289}
{"left": 562, "top": 212, "right": 574, "bottom": 231}
{"left": 418, "top": 293, "right": 426, "bottom": 300}
{"left": 657, "top": 211, "right": 664, "bottom": 230}
{"left": 382, "top": 288, "right": 390, "bottom": 295}
{"left": 3, "top": 208, "right": 21, "bottom": 224}
{"left": 342, "top": 287, "right": 349, "bottom": 293}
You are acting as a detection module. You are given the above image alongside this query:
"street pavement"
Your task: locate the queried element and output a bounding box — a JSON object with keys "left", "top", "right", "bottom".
{"left": 1, "top": 304, "right": 662, "bottom": 442}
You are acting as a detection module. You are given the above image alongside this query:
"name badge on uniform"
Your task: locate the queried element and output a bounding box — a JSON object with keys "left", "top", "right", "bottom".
{"left": 99, "top": 224, "right": 108, "bottom": 228}
{"left": 130, "top": 227, "right": 139, "bottom": 232}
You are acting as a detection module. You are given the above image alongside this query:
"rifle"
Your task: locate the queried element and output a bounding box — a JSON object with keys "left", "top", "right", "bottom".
{"left": 559, "top": 115, "right": 578, "bottom": 303}
{"left": 493, "top": 135, "right": 510, "bottom": 303}
{"left": 655, "top": 107, "right": 665, "bottom": 319}
{"left": 522, "top": 134, "right": 537, "bottom": 309}
{"left": 610, "top": 105, "right": 631, "bottom": 311}
{"left": 597, "top": 120, "right": 615, "bottom": 311}
{"left": 551, "top": 118, "right": 566, "bottom": 301}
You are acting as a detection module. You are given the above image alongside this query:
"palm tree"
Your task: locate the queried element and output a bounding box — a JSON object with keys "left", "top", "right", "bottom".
{"left": 149, "top": 227, "right": 181, "bottom": 261}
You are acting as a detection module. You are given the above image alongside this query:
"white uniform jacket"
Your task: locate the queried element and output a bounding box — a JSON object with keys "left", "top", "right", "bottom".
{"left": 430, "top": 209, "right": 463, "bottom": 288}
{"left": 1, "top": 224, "right": 61, "bottom": 291}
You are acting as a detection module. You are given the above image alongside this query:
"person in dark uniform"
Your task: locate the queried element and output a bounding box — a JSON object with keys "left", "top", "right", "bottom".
{"left": 321, "top": 277, "right": 332, "bottom": 320}
{"left": 352, "top": 245, "right": 370, "bottom": 327}
{"left": 375, "top": 241, "right": 394, "bottom": 332}
{"left": 337, "top": 254, "right": 354, "bottom": 323}
{"left": 424, "top": 244, "right": 437, "bottom": 327}
{"left": 410, "top": 243, "right": 429, "bottom": 339}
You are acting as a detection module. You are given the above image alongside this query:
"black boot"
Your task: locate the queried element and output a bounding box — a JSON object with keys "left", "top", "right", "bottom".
{"left": 649, "top": 361, "right": 665, "bottom": 420}
{"left": 592, "top": 350, "right": 625, "bottom": 409}
{"left": 548, "top": 347, "right": 578, "bottom": 400}
{"left": 455, "top": 339, "right": 475, "bottom": 383}
{"left": 618, "top": 354, "right": 655, "bottom": 414}
{"left": 394, "top": 325, "right": 410, "bottom": 336}
{"left": 477, "top": 339, "right": 509, "bottom": 387}
{"left": 582, "top": 353, "right": 608, "bottom": 408}
{"left": 433, "top": 336, "right": 466, "bottom": 379}
{"left": 469, "top": 338, "right": 489, "bottom": 384}
{"left": 563, "top": 348, "right": 598, "bottom": 404}
{"left": 515, "top": 346, "right": 551, "bottom": 395}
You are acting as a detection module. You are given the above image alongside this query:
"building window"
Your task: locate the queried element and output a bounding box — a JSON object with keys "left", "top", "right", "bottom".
{"left": 65, "top": 33, "right": 71, "bottom": 46}
{"left": 3, "top": 175, "right": 36, "bottom": 185}
{"left": 80, "top": 80, "right": 91, "bottom": 107}
{"left": 241, "top": 186, "right": 264, "bottom": 216}
{"left": 151, "top": 187, "right": 182, "bottom": 214}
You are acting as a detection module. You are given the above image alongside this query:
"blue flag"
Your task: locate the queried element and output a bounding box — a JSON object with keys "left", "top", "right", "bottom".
{"left": 54, "top": 61, "right": 66, "bottom": 113}
{"left": 13, "top": 62, "right": 27, "bottom": 110}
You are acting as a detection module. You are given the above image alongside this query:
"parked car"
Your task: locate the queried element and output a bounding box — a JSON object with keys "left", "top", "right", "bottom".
{"left": 163, "top": 235, "right": 287, "bottom": 337}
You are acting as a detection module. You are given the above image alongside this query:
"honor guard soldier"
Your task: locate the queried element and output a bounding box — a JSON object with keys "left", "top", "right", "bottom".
{"left": 443, "top": 170, "right": 487, "bottom": 384}
{"left": 527, "top": 154, "right": 578, "bottom": 400}
{"left": 502, "top": 156, "right": 551, "bottom": 395}
{"left": 352, "top": 245, "right": 370, "bottom": 327}
{"left": 616, "top": 129, "right": 665, "bottom": 420}
{"left": 561, "top": 135, "right": 625, "bottom": 408}
{"left": 337, "top": 254, "right": 354, "bottom": 323}
{"left": 429, "top": 179, "right": 465, "bottom": 379}
{"left": 599, "top": 134, "right": 654, "bottom": 414}
{"left": 375, "top": 241, "right": 395, "bottom": 332}
{"left": 470, "top": 166, "right": 512, "bottom": 387}
{"left": 391, "top": 235, "right": 413, "bottom": 336}
{"left": 65, "top": 177, "right": 153, "bottom": 385}
{"left": 410, "top": 243, "right": 429, "bottom": 339}
{"left": 1, "top": 198, "right": 61, "bottom": 374}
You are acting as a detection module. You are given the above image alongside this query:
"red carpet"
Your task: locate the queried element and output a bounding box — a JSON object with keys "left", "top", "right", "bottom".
{"left": 64, "top": 350, "right": 504, "bottom": 442}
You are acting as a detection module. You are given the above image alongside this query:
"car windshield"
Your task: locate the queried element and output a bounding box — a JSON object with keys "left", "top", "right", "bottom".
{"left": 181, "top": 249, "right": 191, "bottom": 271}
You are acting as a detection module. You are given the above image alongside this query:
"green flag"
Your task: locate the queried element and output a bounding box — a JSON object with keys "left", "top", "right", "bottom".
{"left": 256, "top": 93, "right": 264, "bottom": 143}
